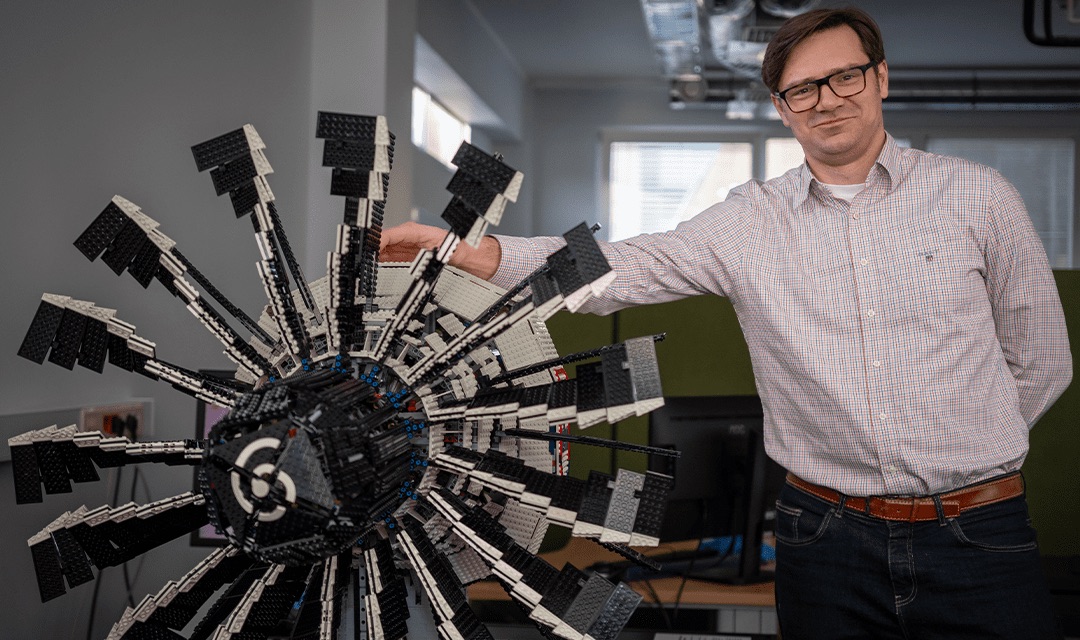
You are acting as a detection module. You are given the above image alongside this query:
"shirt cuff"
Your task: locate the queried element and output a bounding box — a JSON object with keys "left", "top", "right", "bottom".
{"left": 489, "top": 234, "right": 565, "bottom": 290}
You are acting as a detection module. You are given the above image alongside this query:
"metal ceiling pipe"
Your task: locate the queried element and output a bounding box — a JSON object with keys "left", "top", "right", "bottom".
{"left": 670, "top": 70, "right": 1080, "bottom": 109}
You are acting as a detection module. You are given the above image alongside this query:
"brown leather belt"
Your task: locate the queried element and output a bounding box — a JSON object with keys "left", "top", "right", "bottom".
{"left": 785, "top": 472, "right": 1025, "bottom": 522}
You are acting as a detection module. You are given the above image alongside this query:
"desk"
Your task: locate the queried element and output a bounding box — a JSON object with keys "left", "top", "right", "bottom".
{"left": 468, "top": 538, "right": 778, "bottom": 637}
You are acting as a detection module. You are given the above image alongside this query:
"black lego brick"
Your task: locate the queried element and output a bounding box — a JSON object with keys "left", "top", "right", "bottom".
{"left": 601, "top": 345, "right": 634, "bottom": 409}
{"left": 547, "top": 379, "right": 577, "bottom": 412}
{"left": 451, "top": 143, "right": 518, "bottom": 194}
{"left": 476, "top": 450, "right": 528, "bottom": 482}
{"left": 128, "top": 240, "right": 162, "bottom": 288}
{"left": 449, "top": 610, "right": 495, "bottom": 640}
{"left": 330, "top": 168, "right": 370, "bottom": 199}
{"left": 73, "top": 201, "right": 127, "bottom": 261}
{"left": 47, "top": 308, "right": 88, "bottom": 371}
{"left": 538, "top": 564, "right": 586, "bottom": 618}
{"left": 574, "top": 362, "right": 606, "bottom": 413}
{"left": 519, "top": 556, "right": 559, "bottom": 596}
{"left": 441, "top": 196, "right": 481, "bottom": 239}
{"left": 446, "top": 171, "right": 499, "bottom": 216}
{"left": 562, "top": 574, "right": 614, "bottom": 633}
{"left": 530, "top": 271, "right": 560, "bottom": 306}
{"left": 191, "top": 127, "right": 253, "bottom": 172}
{"left": 546, "top": 247, "right": 586, "bottom": 299}
{"left": 548, "top": 475, "right": 585, "bottom": 512}
{"left": 632, "top": 472, "right": 674, "bottom": 539}
{"left": 316, "top": 111, "right": 391, "bottom": 142}
{"left": 519, "top": 385, "right": 550, "bottom": 409}
{"left": 229, "top": 182, "right": 261, "bottom": 217}
{"left": 76, "top": 317, "right": 109, "bottom": 373}
{"left": 53, "top": 527, "right": 95, "bottom": 588}
{"left": 209, "top": 153, "right": 259, "bottom": 196}
{"left": 98, "top": 501, "right": 209, "bottom": 568}
{"left": 107, "top": 333, "right": 135, "bottom": 371}
{"left": 125, "top": 621, "right": 187, "bottom": 639}
{"left": 501, "top": 545, "right": 535, "bottom": 574}
{"left": 30, "top": 538, "right": 67, "bottom": 602}
{"left": 189, "top": 562, "right": 268, "bottom": 639}
{"left": 342, "top": 197, "right": 361, "bottom": 225}
{"left": 101, "top": 217, "right": 150, "bottom": 276}
{"left": 321, "top": 138, "right": 392, "bottom": 171}
{"left": 563, "top": 223, "right": 612, "bottom": 283}
{"left": 577, "top": 470, "right": 614, "bottom": 526}
{"left": 58, "top": 439, "right": 99, "bottom": 484}
{"left": 522, "top": 467, "right": 556, "bottom": 500}
{"left": 131, "top": 352, "right": 157, "bottom": 379}
{"left": 18, "top": 299, "right": 64, "bottom": 363}
{"left": 11, "top": 444, "right": 44, "bottom": 504}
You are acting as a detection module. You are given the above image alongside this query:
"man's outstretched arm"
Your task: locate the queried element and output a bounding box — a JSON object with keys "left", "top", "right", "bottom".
{"left": 379, "top": 221, "right": 503, "bottom": 281}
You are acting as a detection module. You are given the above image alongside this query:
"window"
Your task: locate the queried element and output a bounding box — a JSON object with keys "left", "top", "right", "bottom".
{"left": 925, "top": 137, "right": 1075, "bottom": 268}
{"left": 412, "top": 86, "right": 471, "bottom": 170}
{"left": 608, "top": 141, "right": 752, "bottom": 241}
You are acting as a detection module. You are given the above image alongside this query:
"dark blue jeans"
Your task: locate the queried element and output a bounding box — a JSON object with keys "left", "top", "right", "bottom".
{"left": 773, "top": 479, "right": 1062, "bottom": 639}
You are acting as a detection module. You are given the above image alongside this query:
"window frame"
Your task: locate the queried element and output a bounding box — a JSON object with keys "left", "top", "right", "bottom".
{"left": 600, "top": 127, "right": 785, "bottom": 242}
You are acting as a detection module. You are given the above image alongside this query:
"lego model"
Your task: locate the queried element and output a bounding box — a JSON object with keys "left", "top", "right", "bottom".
{"left": 11, "top": 111, "right": 676, "bottom": 640}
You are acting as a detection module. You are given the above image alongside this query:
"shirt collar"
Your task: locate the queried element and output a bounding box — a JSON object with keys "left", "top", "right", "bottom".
{"left": 792, "top": 132, "right": 903, "bottom": 209}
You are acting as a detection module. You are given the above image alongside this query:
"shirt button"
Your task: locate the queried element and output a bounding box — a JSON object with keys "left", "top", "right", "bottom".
{"left": 852, "top": 212, "right": 860, "bottom": 220}
{"left": 879, "top": 411, "right": 887, "bottom": 421}
{"left": 872, "top": 360, "right": 881, "bottom": 367}
{"left": 860, "top": 258, "right": 869, "bottom": 266}
{"left": 866, "top": 309, "right": 875, "bottom": 318}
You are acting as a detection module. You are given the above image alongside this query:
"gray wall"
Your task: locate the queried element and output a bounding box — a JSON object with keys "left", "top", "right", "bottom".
{"left": 413, "top": 0, "right": 535, "bottom": 237}
{"left": 0, "top": 1, "right": 407, "bottom": 637}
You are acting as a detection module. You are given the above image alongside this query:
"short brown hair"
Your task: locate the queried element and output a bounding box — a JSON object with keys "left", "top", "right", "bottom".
{"left": 761, "top": 7, "right": 885, "bottom": 93}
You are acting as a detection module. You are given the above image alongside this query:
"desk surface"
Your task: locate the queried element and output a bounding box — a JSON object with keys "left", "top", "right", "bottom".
{"left": 467, "top": 537, "right": 776, "bottom": 608}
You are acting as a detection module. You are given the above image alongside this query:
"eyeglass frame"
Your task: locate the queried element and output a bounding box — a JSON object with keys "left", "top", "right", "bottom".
{"left": 773, "top": 60, "right": 881, "bottom": 113}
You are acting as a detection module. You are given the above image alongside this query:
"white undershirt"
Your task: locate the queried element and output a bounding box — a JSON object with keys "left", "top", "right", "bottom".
{"left": 820, "top": 181, "right": 866, "bottom": 202}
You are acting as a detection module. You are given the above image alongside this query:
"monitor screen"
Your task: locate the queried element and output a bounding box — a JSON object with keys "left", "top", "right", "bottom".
{"left": 647, "top": 395, "right": 786, "bottom": 581}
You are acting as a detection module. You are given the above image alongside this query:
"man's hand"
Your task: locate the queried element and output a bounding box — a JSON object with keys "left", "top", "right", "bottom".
{"left": 379, "top": 221, "right": 502, "bottom": 281}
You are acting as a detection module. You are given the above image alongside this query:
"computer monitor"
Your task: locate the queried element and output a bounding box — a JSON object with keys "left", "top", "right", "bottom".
{"left": 648, "top": 395, "right": 785, "bottom": 583}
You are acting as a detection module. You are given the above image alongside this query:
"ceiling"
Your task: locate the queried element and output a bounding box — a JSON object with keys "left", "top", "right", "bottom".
{"left": 468, "top": 0, "right": 1080, "bottom": 86}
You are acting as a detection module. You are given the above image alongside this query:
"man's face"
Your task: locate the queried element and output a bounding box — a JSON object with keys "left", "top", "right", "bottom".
{"left": 771, "top": 25, "right": 888, "bottom": 175}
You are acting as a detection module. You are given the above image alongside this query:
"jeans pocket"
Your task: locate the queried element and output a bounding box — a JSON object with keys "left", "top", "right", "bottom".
{"left": 774, "top": 495, "right": 833, "bottom": 547}
{"left": 947, "top": 497, "right": 1039, "bottom": 553}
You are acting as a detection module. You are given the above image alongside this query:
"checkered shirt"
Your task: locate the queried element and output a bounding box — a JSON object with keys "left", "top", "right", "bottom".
{"left": 492, "top": 134, "right": 1072, "bottom": 496}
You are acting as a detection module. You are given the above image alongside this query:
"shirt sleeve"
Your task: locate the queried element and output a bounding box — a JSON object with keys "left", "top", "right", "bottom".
{"left": 489, "top": 189, "right": 756, "bottom": 316}
{"left": 983, "top": 169, "right": 1073, "bottom": 426}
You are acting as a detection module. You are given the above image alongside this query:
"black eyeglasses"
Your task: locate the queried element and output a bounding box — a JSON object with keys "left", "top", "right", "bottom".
{"left": 774, "top": 60, "right": 879, "bottom": 113}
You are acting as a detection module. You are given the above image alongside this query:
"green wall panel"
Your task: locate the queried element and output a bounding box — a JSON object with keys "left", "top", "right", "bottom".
{"left": 1024, "top": 270, "right": 1080, "bottom": 556}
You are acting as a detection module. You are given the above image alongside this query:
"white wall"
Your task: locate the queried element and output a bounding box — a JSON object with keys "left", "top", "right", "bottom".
{"left": 414, "top": 0, "right": 535, "bottom": 237}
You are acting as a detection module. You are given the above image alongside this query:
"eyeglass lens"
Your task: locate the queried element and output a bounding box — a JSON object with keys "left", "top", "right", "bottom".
{"left": 784, "top": 67, "right": 868, "bottom": 112}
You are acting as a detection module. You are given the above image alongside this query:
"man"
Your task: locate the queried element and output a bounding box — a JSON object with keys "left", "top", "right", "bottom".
{"left": 381, "top": 7, "right": 1071, "bottom": 639}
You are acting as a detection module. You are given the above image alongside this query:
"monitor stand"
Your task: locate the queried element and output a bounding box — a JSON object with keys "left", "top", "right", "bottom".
{"left": 681, "top": 430, "right": 775, "bottom": 586}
